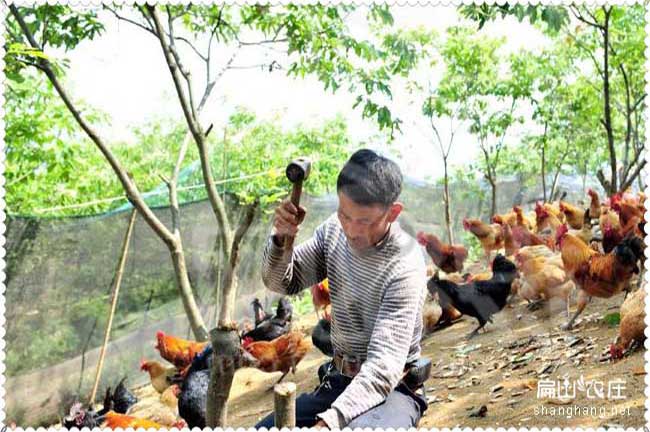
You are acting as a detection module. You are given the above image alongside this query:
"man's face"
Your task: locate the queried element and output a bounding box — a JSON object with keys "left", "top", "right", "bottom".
{"left": 337, "top": 192, "right": 402, "bottom": 252}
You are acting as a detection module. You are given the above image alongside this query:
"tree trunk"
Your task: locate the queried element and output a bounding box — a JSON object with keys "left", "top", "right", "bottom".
{"left": 602, "top": 8, "right": 617, "bottom": 194}
{"left": 171, "top": 243, "right": 209, "bottom": 341}
{"left": 217, "top": 201, "right": 258, "bottom": 327}
{"left": 442, "top": 158, "right": 454, "bottom": 244}
{"left": 541, "top": 142, "right": 547, "bottom": 202}
{"left": 206, "top": 326, "right": 241, "bottom": 427}
{"left": 489, "top": 176, "right": 497, "bottom": 218}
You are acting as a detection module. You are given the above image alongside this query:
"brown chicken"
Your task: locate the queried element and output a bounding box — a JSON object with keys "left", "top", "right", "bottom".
{"left": 492, "top": 210, "right": 517, "bottom": 227}
{"left": 516, "top": 245, "right": 559, "bottom": 263}
{"left": 422, "top": 297, "right": 443, "bottom": 336}
{"left": 502, "top": 222, "right": 552, "bottom": 257}
{"left": 463, "top": 218, "right": 504, "bottom": 265}
{"left": 568, "top": 211, "right": 594, "bottom": 246}
{"left": 103, "top": 411, "right": 186, "bottom": 429}
{"left": 614, "top": 202, "right": 644, "bottom": 227}
{"left": 417, "top": 231, "right": 468, "bottom": 274}
{"left": 610, "top": 285, "right": 646, "bottom": 360}
{"left": 243, "top": 331, "right": 312, "bottom": 386}
{"left": 599, "top": 207, "right": 621, "bottom": 233}
{"left": 155, "top": 331, "right": 209, "bottom": 370}
{"left": 559, "top": 201, "right": 585, "bottom": 230}
{"left": 140, "top": 359, "right": 177, "bottom": 394}
{"left": 513, "top": 205, "right": 536, "bottom": 231}
{"left": 602, "top": 216, "right": 642, "bottom": 253}
{"left": 556, "top": 224, "right": 641, "bottom": 330}
{"left": 535, "top": 202, "right": 563, "bottom": 235}
{"left": 515, "top": 253, "right": 574, "bottom": 316}
{"left": 160, "top": 384, "right": 180, "bottom": 410}
{"left": 311, "top": 278, "right": 330, "bottom": 319}
{"left": 587, "top": 189, "right": 601, "bottom": 219}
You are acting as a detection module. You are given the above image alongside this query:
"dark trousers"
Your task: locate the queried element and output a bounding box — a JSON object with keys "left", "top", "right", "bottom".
{"left": 255, "top": 361, "right": 428, "bottom": 428}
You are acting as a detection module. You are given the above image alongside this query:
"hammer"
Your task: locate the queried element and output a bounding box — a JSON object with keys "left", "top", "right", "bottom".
{"left": 283, "top": 157, "right": 312, "bottom": 253}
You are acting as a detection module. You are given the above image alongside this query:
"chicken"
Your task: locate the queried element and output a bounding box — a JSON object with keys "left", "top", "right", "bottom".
{"left": 242, "top": 331, "right": 312, "bottom": 385}
{"left": 599, "top": 207, "right": 621, "bottom": 233}
{"left": 587, "top": 189, "right": 601, "bottom": 219}
{"left": 312, "top": 307, "right": 333, "bottom": 357}
{"left": 160, "top": 384, "right": 180, "bottom": 410}
{"left": 559, "top": 201, "right": 585, "bottom": 230}
{"left": 602, "top": 216, "right": 642, "bottom": 254}
{"left": 535, "top": 202, "right": 563, "bottom": 235}
{"left": 556, "top": 224, "right": 642, "bottom": 330}
{"left": 177, "top": 369, "right": 209, "bottom": 428}
{"left": 515, "top": 253, "right": 574, "bottom": 316}
{"left": 141, "top": 359, "right": 178, "bottom": 394}
{"left": 126, "top": 388, "right": 183, "bottom": 428}
{"left": 513, "top": 205, "right": 535, "bottom": 231}
{"left": 104, "top": 377, "right": 138, "bottom": 414}
{"left": 614, "top": 202, "right": 644, "bottom": 227}
{"left": 102, "top": 411, "right": 186, "bottom": 429}
{"left": 155, "top": 331, "right": 209, "bottom": 370}
{"left": 63, "top": 402, "right": 106, "bottom": 429}
{"left": 416, "top": 231, "right": 468, "bottom": 274}
{"left": 568, "top": 211, "right": 594, "bottom": 246}
{"left": 463, "top": 218, "right": 504, "bottom": 265}
{"left": 311, "top": 279, "right": 330, "bottom": 319}
{"left": 543, "top": 201, "right": 565, "bottom": 220}
{"left": 516, "top": 245, "right": 559, "bottom": 263}
{"left": 179, "top": 344, "right": 214, "bottom": 379}
{"left": 491, "top": 210, "right": 517, "bottom": 227}
{"left": 610, "top": 285, "right": 646, "bottom": 360}
{"left": 427, "top": 255, "right": 518, "bottom": 339}
{"left": 241, "top": 297, "right": 293, "bottom": 342}
{"left": 501, "top": 222, "right": 552, "bottom": 257}
{"left": 422, "top": 298, "right": 443, "bottom": 336}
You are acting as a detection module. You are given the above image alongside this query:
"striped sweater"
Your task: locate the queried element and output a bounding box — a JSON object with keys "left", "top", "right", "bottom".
{"left": 261, "top": 213, "right": 427, "bottom": 428}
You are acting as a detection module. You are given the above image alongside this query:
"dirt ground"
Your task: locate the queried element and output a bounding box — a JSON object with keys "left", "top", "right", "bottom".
{"left": 126, "top": 283, "right": 646, "bottom": 429}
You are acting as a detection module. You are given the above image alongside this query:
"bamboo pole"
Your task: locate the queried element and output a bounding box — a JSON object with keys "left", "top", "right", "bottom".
{"left": 88, "top": 209, "right": 138, "bottom": 405}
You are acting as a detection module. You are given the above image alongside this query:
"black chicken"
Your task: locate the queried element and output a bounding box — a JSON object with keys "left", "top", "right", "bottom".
{"left": 178, "top": 369, "right": 209, "bottom": 428}
{"left": 241, "top": 297, "right": 293, "bottom": 342}
{"left": 110, "top": 376, "right": 138, "bottom": 414}
{"left": 312, "top": 318, "right": 333, "bottom": 357}
{"left": 427, "top": 254, "right": 517, "bottom": 339}
{"left": 62, "top": 377, "right": 137, "bottom": 428}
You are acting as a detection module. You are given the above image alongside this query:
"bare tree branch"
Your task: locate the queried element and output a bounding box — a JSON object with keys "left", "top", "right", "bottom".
{"left": 104, "top": 6, "right": 155, "bottom": 35}
{"left": 147, "top": 4, "right": 234, "bottom": 259}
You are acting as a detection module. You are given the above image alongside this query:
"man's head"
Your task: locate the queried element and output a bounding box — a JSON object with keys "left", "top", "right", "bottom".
{"left": 336, "top": 149, "right": 403, "bottom": 252}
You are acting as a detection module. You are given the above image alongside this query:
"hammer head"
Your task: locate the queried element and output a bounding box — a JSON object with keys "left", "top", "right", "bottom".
{"left": 286, "top": 157, "right": 312, "bottom": 183}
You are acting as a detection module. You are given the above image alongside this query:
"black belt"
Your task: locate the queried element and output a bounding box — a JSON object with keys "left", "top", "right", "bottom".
{"left": 332, "top": 352, "right": 432, "bottom": 391}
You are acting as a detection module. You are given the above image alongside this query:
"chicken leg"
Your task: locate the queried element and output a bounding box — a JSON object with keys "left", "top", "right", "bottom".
{"left": 467, "top": 320, "right": 488, "bottom": 339}
{"left": 561, "top": 290, "right": 591, "bottom": 330}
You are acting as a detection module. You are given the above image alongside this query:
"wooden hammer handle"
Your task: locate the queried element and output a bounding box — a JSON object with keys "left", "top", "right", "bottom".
{"left": 283, "top": 180, "right": 303, "bottom": 251}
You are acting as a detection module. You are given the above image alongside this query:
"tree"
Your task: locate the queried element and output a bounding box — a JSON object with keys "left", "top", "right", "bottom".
{"left": 460, "top": 4, "right": 646, "bottom": 195}
{"left": 432, "top": 27, "right": 530, "bottom": 217}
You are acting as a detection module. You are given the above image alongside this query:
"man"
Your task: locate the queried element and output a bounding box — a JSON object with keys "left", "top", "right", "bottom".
{"left": 257, "top": 149, "right": 428, "bottom": 429}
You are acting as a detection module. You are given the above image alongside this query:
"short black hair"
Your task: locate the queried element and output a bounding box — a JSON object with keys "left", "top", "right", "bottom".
{"left": 336, "top": 149, "right": 402, "bottom": 207}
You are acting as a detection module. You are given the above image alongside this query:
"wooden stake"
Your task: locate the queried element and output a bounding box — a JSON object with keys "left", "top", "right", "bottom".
{"left": 274, "top": 382, "right": 297, "bottom": 428}
{"left": 88, "top": 209, "right": 137, "bottom": 405}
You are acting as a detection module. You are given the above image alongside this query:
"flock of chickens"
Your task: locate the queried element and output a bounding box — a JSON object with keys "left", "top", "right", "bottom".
{"left": 62, "top": 188, "right": 646, "bottom": 429}
{"left": 62, "top": 297, "right": 322, "bottom": 429}
{"left": 419, "top": 189, "right": 646, "bottom": 361}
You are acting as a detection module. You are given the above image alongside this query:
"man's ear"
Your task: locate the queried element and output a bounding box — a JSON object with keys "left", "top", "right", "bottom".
{"left": 387, "top": 202, "right": 403, "bottom": 222}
